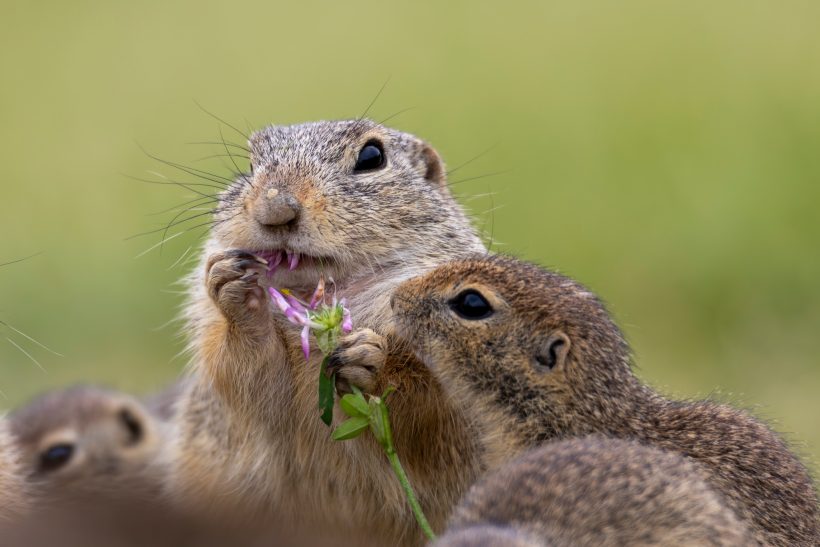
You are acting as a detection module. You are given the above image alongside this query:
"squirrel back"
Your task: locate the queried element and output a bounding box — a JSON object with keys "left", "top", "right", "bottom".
{"left": 437, "top": 436, "right": 754, "bottom": 547}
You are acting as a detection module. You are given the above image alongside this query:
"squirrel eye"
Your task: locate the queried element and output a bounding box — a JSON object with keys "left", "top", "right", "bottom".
{"left": 450, "top": 289, "right": 493, "bottom": 320}
{"left": 39, "top": 443, "right": 74, "bottom": 472}
{"left": 119, "top": 408, "right": 144, "bottom": 445}
{"left": 354, "top": 140, "right": 385, "bottom": 172}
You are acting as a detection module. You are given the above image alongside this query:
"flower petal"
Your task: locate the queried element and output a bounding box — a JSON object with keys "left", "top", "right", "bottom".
{"left": 301, "top": 324, "right": 311, "bottom": 361}
{"left": 269, "top": 287, "right": 292, "bottom": 314}
{"left": 309, "top": 278, "right": 326, "bottom": 310}
{"left": 288, "top": 251, "right": 300, "bottom": 271}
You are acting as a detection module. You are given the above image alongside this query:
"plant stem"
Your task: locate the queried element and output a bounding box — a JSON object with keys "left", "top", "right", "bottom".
{"left": 386, "top": 449, "right": 437, "bottom": 541}
{"left": 378, "top": 400, "right": 437, "bottom": 541}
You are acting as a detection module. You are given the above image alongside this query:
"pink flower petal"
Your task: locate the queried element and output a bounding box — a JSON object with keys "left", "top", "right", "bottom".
{"left": 269, "top": 287, "right": 292, "bottom": 315}
{"left": 267, "top": 251, "right": 283, "bottom": 276}
{"left": 301, "top": 324, "right": 311, "bottom": 361}
{"left": 288, "top": 252, "right": 300, "bottom": 271}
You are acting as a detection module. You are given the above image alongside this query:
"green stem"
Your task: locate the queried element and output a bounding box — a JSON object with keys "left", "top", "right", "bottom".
{"left": 386, "top": 449, "right": 437, "bottom": 541}
{"left": 378, "top": 401, "right": 437, "bottom": 541}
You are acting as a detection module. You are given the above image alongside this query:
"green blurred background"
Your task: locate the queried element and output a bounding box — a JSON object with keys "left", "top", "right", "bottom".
{"left": 1, "top": 1, "right": 818, "bottom": 468}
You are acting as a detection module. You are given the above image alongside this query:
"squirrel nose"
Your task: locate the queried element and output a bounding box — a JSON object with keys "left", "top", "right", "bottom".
{"left": 255, "top": 190, "right": 300, "bottom": 228}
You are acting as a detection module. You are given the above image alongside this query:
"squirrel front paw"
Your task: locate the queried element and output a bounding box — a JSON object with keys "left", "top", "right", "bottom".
{"left": 206, "top": 250, "right": 270, "bottom": 327}
{"left": 327, "top": 328, "right": 387, "bottom": 395}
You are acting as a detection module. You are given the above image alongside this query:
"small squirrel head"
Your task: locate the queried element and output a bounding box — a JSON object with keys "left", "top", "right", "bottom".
{"left": 9, "top": 386, "right": 164, "bottom": 500}
{"left": 211, "top": 119, "right": 484, "bottom": 292}
{"left": 391, "top": 255, "right": 637, "bottom": 450}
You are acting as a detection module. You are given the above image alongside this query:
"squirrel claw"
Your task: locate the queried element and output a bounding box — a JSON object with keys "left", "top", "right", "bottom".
{"left": 328, "top": 328, "right": 387, "bottom": 395}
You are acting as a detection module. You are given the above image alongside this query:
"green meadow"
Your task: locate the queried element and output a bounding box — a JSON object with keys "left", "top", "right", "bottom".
{"left": 1, "top": 1, "right": 818, "bottom": 468}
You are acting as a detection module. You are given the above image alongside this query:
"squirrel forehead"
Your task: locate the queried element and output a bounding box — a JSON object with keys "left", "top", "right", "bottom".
{"left": 249, "top": 119, "right": 412, "bottom": 166}
{"left": 11, "top": 387, "right": 135, "bottom": 443}
{"left": 421, "top": 256, "right": 599, "bottom": 307}
{"left": 412, "top": 256, "right": 613, "bottom": 332}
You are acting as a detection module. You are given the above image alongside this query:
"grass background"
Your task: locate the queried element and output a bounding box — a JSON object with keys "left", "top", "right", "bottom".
{"left": 1, "top": 1, "right": 818, "bottom": 469}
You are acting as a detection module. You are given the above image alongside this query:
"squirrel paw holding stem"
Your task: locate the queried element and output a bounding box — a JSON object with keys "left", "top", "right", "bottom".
{"left": 327, "top": 328, "right": 387, "bottom": 395}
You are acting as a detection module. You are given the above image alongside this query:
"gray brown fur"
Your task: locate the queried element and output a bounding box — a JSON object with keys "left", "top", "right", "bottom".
{"left": 386, "top": 255, "right": 819, "bottom": 546}
{"left": 168, "top": 119, "right": 487, "bottom": 544}
{"left": 438, "top": 436, "right": 754, "bottom": 546}
{"left": 9, "top": 385, "right": 167, "bottom": 503}
{"left": 0, "top": 417, "right": 27, "bottom": 520}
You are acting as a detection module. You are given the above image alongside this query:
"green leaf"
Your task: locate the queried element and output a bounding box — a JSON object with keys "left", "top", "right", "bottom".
{"left": 340, "top": 393, "right": 370, "bottom": 418}
{"left": 318, "top": 356, "right": 335, "bottom": 426}
{"left": 331, "top": 416, "right": 369, "bottom": 440}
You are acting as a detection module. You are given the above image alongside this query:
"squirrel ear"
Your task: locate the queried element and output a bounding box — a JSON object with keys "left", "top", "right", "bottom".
{"left": 534, "top": 331, "right": 571, "bottom": 372}
{"left": 419, "top": 142, "right": 447, "bottom": 188}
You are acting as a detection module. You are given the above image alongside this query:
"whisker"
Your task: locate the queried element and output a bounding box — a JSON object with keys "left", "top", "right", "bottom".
{"left": 167, "top": 246, "right": 193, "bottom": 271}
{"left": 359, "top": 76, "right": 391, "bottom": 121}
{"left": 5, "top": 337, "right": 47, "bottom": 373}
{"left": 125, "top": 209, "right": 216, "bottom": 241}
{"left": 139, "top": 145, "right": 236, "bottom": 185}
{"left": 194, "top": 100, "right": 250, "bottom": 141}
{"left": 133, "top": 232, "right": 186, "bottom": 259}
{"left": 0, "top": 252, "right": 43, "bottom": 268}
{"left": 187, "top": 141, "right": 250, "bottom": 153}
{"left": 0, "top": 320, "right": 63, "bottom": 356}
{"left": 378, "top": 107, "right": 415, "bottom": 126}
{"left": 218, "top": 126, "right": 249, "bottom": 182}
{"left": 447, "top": 144, "right": 498, "bottom": 176}
{"left": 123, "top": 173, "right": 222, "bottom": 198}
{"left": 147, "top": 196, "right": 218, "bottom": 216}
{"left": 448, "top": 170, "right": 510, "bottom": 187}
{"left": 193, "top": 153, "right": 250, "bottom": 163}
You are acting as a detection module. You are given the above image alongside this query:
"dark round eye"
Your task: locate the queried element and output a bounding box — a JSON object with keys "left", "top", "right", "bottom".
{"left": 354, "top": 140, "right": 385, "bottom": 172}
{"left": 450, "top": 289, "right": 493, "bottom": 320}
{"left": 119, "top": 408, "right": 144, "bottom": 445}
{"left": 39, "top": 443, "right": 74, "bottom": 472}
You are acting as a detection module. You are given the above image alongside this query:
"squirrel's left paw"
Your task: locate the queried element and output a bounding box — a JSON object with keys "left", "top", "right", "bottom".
{"left": 327, "top": 328, "right": 387, "bottom": 395}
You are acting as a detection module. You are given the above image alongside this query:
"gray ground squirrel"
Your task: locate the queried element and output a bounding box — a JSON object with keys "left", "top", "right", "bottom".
{"left": 0, "top": 417, "right": 27, "bottom": 520}
{"left": 9, "top": 385, "right": 167, "bottom": 503}
{"left": 436, "top": 436, "right": 754, "bottom": 546}
{"left": 167, "top": 119, "right": 487, "bottom": 544}
{"left": 334, "top": 254, "right": 819, "bottom": 546}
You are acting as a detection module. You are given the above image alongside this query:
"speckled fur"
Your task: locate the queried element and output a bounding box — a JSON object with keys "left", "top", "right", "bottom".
{"left": 390, "top": 255, "right": 819, "bottom": 546}
{"left": 9, "top": 385, "right": 168, "bottom": 504}
{"left": 0, "top": 417, "right": 27, "bottom": 520}
{"left": 438, "top": 436, "right": 754, "bottom": 546}
{"left": 167, "top": 120, "right": 486, "bottom": 545}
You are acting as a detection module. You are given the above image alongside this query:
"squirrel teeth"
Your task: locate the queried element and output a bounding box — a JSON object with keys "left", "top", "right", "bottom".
{"left": 287, "top": 251, "right": 300, "bottom": 271}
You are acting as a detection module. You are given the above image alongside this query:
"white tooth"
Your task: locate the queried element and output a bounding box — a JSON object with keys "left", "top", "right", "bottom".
{"left": 289, "top": 252, "right": 300, "bottom": 271}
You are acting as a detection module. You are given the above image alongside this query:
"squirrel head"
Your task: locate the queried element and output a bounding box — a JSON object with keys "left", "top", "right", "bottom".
{"left": 210, "top": 119, "right": 484, "bottom": 291}
{"left": 391, "top": 255, "right": 636, "bottom": 448}
{"left": 9, "top": 386, "right": 163, "bottom": 497}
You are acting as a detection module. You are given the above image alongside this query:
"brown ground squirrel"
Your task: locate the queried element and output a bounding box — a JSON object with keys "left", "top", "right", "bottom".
{"left": 0, "top": 417, "right": 27, "bottom": 520}
{"left": 350, "top": 255, "right": 818, "bottom": 546}
{"left": 9, "top": 385, "right": 167, "bottom": 504}
{"left": 436, "top": 436, "right": 753, "bottom": 546}
{"left": 167, "top": 119, "right": 487, "bottom": 544}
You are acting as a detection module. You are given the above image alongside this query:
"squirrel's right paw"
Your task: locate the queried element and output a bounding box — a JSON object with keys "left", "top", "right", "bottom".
{"left": 327, "top": 328, "right": 387, "bottom": 395}
{"left": 206, "top": 250, "right": 269, "bottom": 325}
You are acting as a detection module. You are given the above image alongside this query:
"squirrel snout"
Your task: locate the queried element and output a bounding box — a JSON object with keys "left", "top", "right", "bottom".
{"left": 254, "top": 191, "right": 301, "bottom": 228}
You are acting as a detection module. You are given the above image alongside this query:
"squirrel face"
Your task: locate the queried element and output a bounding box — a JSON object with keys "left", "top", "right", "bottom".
{"left": 212, "top": 119, "right": 480, "bottom": 291}
{"left": 9, "top": 386, "right": 163, "bottom": 497}
{"left": 391, "top": 255, "right": 635, "bottom": 444}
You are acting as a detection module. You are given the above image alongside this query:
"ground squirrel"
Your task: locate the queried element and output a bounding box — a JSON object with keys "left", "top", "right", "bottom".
{"left": 0, "top": 417, "right": 27, "bottom": 520}
{"left": 168, "top": 119, "right": 487, "bottom": 544}
{"left": 436, "top": 436, "right": 753, "bottom": 546}
{"left": 364, "top": 255, "right": 818, "bottom": 546}
{"left": 9, "top": 385, "right": 167, "bottom": 504}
